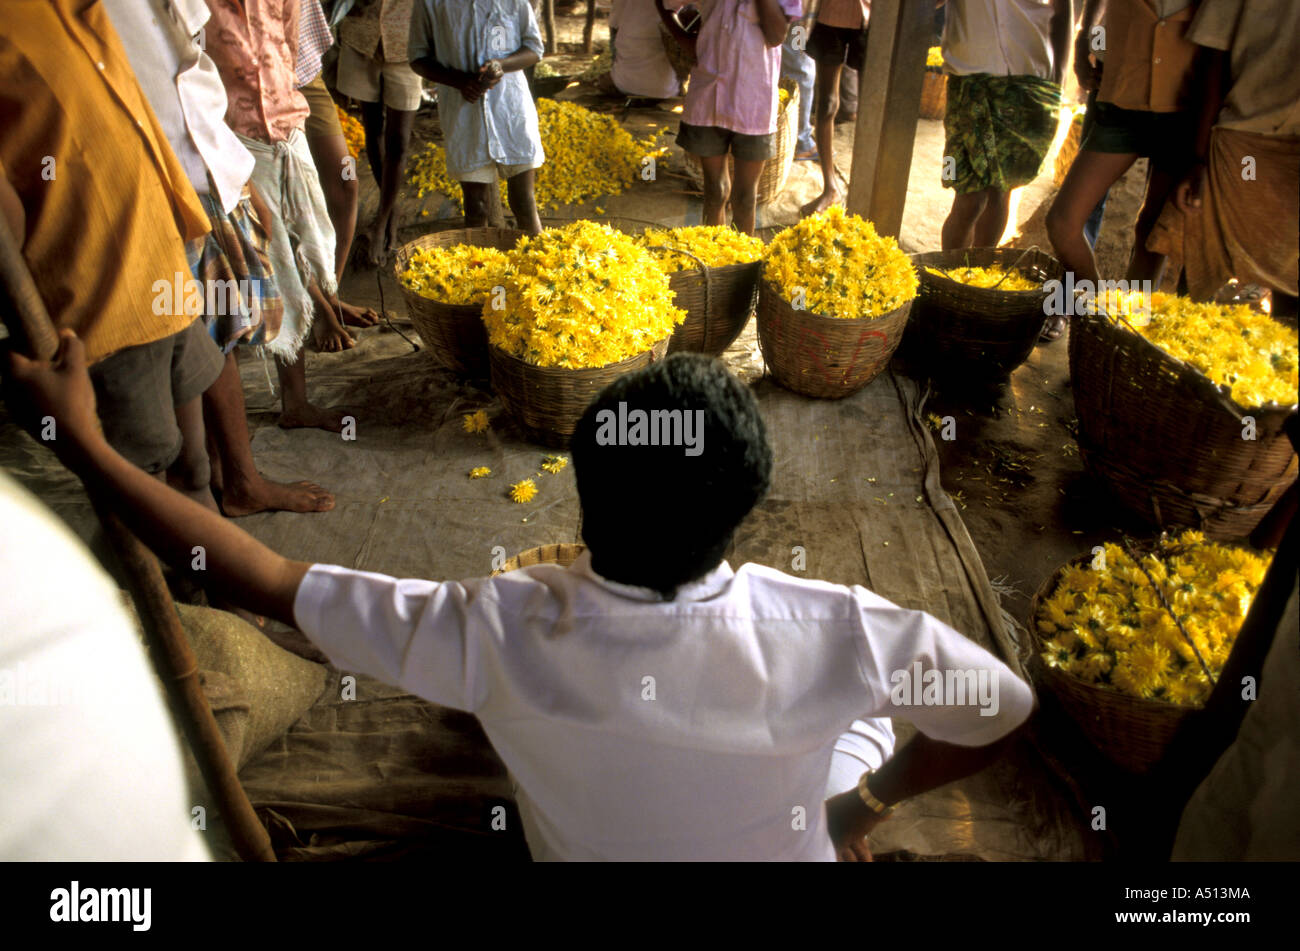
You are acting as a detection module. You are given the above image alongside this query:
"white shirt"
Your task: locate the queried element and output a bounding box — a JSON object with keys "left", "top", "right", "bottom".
{"left": 0, "top": 474, "right": 209, "bottom": 861}
{"left": 610, "top": 0, "right": 680, "bottom": 101}
{"left": 104, "top": 0, "right": 254, "bottom": 213}
{"left": 408, "top": 0, "right": 546, "bottom": 177}
{"left": 942, "top": 0, "right": 1056, "bottom": 79}
{"left": 294, "top": 550, "right": 1034, "bottom": 861}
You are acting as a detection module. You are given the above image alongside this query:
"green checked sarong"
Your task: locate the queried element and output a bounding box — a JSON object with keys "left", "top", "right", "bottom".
{"left": 942, "top": 73, "right": 1061, "bottom": 194}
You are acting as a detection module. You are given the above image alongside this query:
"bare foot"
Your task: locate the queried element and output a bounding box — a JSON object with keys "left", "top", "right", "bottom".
{"left": 312, "top": 311, "right": 355, "bottom": 353}
{"left": 338, "top": 299, "right": 380, "bottom": 328}
{"left": 220, "top": 476, "right": 336, "bottom": 516}
{"left": 278, "top": 403, "right": 353, "bottom": 432}
{"left": 801, "top": 187, "right": 842, "bottom": 219}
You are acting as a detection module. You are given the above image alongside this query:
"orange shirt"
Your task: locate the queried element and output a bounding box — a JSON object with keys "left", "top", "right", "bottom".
{"left": 1098, "top": 0, "right": 1200, "bottom": 113}
{"left": 0, "top": 0, "right": 209, "bottom": 363}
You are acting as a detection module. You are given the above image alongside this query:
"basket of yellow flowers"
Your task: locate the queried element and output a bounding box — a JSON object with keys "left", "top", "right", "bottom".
{"left": 638, "top": 226, "right": 765, "bottom": 356}
{"left": 484, "top": 221, "right": 686, "bottom": 446}
{"left": 757, "top": 207, "right": 918, "bottom": 398}
{"left": 683, "top": 79, "right": 799, "bottom": 207}
{"left": 908, "top": 247, "right": 1064, "bottom": 377}
{"left": 1029, "top": 532, "right": 1270, "bottom": 773}
{"left": 1069, "top": 293, "right": 1298, "bottom": 539}
{"left": 920, "top": 47, "right": 947, "bottom": 119}
{"left": 394, "top": 228, "right": 525, "bottom": 376}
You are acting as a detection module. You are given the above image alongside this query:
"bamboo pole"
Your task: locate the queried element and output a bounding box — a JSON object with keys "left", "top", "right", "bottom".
{"left": 543, "top": 0, "right": 557, "bottom": 54}
{"left": 583, "top": 0, "right": 597, "bottom": 53}
{"left": 0, "top": 215, "right": 276, "bottom": 863}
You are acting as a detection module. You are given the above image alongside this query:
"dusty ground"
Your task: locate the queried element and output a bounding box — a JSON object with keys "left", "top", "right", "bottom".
{"left": 320, "top": 9, "right": 1168, "bottom": 857}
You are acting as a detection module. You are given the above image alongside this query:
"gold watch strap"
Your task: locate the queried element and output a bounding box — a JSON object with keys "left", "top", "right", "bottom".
{"left": 857, "top": 770, "right": 894, "bottom": 817}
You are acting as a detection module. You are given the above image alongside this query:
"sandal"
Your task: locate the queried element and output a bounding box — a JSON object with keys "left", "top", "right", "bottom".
{"left": 1038, "top": 315, "right": 1067, "bottom": 344}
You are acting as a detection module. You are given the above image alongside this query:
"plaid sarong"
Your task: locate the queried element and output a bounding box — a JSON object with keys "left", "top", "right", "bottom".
{"left": 942, "top": 73, "right": 1061, "bottom": 194}
{"left": 187, "top": 187, "right": 285, "bottom": 354}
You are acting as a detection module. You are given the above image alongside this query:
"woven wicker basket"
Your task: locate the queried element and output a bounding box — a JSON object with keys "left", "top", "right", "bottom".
{"left": 492, "top": 542, "right": 586, "bottom": 575}
{"left": 489, "top": 337, "right": 671, "bottom": 447}
{"left": 755, "top": 278, "right": 913, "bottom": 398}
{"left": 919, "top": 69, "right": 947, "bottom": 120}
{"left": 907, "top": 247, "right": 1064, "bottom": 377}
{"left": 393, "top": 228, "right": 525, "bottom": 376}
{"left": 659, "top": 24, "right": 695, "bottom": 86}
{"left": 1028, "top": 552, "right": 1197, "bottom": 774}
{"left": 683, "top": 78, "right": 799, "bottom": 207}
{"left": 1069, "top": 309, "right": 1298, "bottom": 539}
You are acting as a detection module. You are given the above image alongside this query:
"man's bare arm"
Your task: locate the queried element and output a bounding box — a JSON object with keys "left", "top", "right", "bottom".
{"left": 4, "top": 332, "right": 309, "bottom": 628}
{"left": 756, "top": 0, "right": 793, "bottom": 48}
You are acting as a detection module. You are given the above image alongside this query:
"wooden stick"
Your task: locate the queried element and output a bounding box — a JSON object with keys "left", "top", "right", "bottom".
{"left": 0, "top": 216, "right": 276, "bottom": 863}
{"left": 543, "top": 0, "right": 557, "bottom": 55}
{"left": 583, "top": 0, "right": 597, "bottom": 53}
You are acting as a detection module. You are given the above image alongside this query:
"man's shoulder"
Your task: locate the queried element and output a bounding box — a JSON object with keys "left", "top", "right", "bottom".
{"left": 732, "top": 562, "right": 866, "bottom": 618}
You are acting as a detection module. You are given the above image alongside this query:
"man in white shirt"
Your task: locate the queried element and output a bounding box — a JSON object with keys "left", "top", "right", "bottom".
{"left": 8, "top": 342, "right": 1035, "bottom": 861}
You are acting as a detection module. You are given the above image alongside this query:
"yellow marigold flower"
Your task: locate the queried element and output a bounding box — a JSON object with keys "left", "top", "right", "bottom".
{"left": 764, "top": 206, "right": 918, "bottom": 319}
{"left": 540, "top": 454, "right": 568, "bottom": 474}
{"left": 923, "top": 265, "right": 1039, "bottom": 292}
{"left": 462, "top": 410, "right": 490, "bottom": 434}
{"left": 639, "top": 226, "right": 764, "bottom": 272}
{"left": 401, "top": 245, "right": 512, "bottom": 306}
{"left": 337, "top": 106, "right": 365, "bottom": 160}
{"left": 469, "top": 466, "right": 491, "bottom": 479}
{"left": 1127, "top": 293, "right": 1298, "bottom": 408}
{"left": 509, "top": 479, "right": 538, "bottom": 503}
{"left": 483, "top": 221, "right": 686, "bottom": 368}
{"left": 925, "top": 46, "right": 944, "bottom": 68}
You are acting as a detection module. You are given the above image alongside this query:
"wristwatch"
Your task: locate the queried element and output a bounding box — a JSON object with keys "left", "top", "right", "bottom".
{"left": 857, "top": 770, "right": 894, "bottom": 818}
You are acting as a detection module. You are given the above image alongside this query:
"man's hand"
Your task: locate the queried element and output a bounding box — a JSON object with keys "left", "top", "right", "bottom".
{"left": 1074, "top": 34, "right": 1101, "bottom": 93}
{"left": 458, "top": 71, "right": 485, "bottom": 103}
{"left": 479, "top": 59, "right": 505, "bottom": 92}
{"left": 838, "top": 839, "right": 874, "bottom": 862}
{"left": 4, "top": 330, "right": 105, "bottom": 471}
{"left": 1174, "top": 161, "right": 1208, "bottom": 213}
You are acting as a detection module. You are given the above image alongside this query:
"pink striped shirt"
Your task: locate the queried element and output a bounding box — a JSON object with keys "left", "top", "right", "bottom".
{"left": 681, "top": 0, "right": 802, "bottom": 136}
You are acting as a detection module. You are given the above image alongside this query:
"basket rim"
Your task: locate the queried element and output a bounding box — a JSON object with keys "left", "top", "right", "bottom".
{"left": 1077, "top": 307, "right": 1300, "bottom": 415}
{"left": 1028, "top": 546, "right": 1218, "bottom": 716}
{"left": 488, "top": 336, "right": 671, "bottom": 373}
{"left": 756, "top": 275, "right": 915, "bottom": 324}
{"left": 911, "top": 248, "right": 1063, "bottom": 298}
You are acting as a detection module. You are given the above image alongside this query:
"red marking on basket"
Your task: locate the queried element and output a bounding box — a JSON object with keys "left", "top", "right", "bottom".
{"left": 787, "top": 322, "right": 889, "bottom": 383}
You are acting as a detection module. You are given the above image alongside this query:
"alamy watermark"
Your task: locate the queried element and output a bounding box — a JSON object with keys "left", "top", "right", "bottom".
{"left": 889, "top": 662, "right": 1000, "bottom": 716}
{"left": 151, "top": 272, "right": 262, "bottom": 317}
{"left": 594, "top": 402, "right": 704, "bottom": 456}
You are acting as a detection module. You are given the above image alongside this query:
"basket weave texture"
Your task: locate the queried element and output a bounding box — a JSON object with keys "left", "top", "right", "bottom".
{"left": 393, "top": 227, "right": 525, "bottom": 376}
{"left": 683, "top": 78, "right": 799, "bottom": 206}
{"left": 755, "top": 278, "right": 912, "bottom": 398}
{"left": 492, "top": 543, "right": 587, "bottom": 575}
{"left": 919, "top": 69, "right": 947, "bottom": 119}
{"left": 489, "top": 337, "right": 671, "bottom": 447}
{"left": 908, "top": 247, "right": 1063, "bottom": 377}
{"left": 1028, "top": 553, "right": 1195, "bottom": 774}
{"left": 1069, "top": 310, "right": 1298, "bottom": 539}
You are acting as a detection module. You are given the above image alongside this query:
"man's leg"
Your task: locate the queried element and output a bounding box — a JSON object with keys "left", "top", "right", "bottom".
{"left": 699, "top": 154, "right": 730, "bottom": 226}
{"left": 972, "top": 188, "right": 1012, "bottom": 248}
{"left": 276, "top": 348, "right": 348, "bottom": 432}
{"left": 367, "top": 102, "right": 416, "bottom": 264}
{"left": 462, "top": 181, "right": 493, "bottom": 228}
{"left": 1128, "top": 163, "right": 1179, "bottom": 286}
{"left": 730, "top": 156, "right": 765, "bottom": 236}
{"left": 941, "top": 189, "right": 989, "bottom": 250}
{"left": 1046, "top": 149, "right": 1138, "bottom": 286}
{"left": 168, "top": 394, "right": 218, "bottom": 512}
{"left": 801, "top": 57, "right": 844, "bottom": 217}
{"left": 836, "top": 66, "right": 859, "bottom": 123}
{"left": 202, "top": 351, "right": 334, "bottom": 515}
{"left": 309, "top": 280, "right": 356, "bottom": 353}
{"left": 505, "top": 168, "right": 543, "bottom": 235}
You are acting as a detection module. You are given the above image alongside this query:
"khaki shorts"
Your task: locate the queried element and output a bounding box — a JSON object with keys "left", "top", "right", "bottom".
{"left": 89, "top": 319, "right": 225, "bottom": 474}
{"left": 301, "top": 75, "right": 344, "bottom": 139}
{"left": 457, "top": 161, "right": 542, "bottom": 183}
{"left": 335, "top": 44, "right": 422, "bottom": 111}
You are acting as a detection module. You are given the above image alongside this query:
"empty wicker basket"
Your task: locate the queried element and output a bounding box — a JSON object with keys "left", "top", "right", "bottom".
{"left": 683, "top": 78, "right": 799, "bottom": 207}
{"left": 1069, "top": 309, "right": 1298, "bottom": 539}
{"left": 907, "top": 247, "right": 1064, "bottom": 378}
{"left": 755, "top": 278, "right": 913, "bottom": 398}
{"left": 1028, "top": 552, "right": 1197, "bottom": 774}
{"left": 393, "top": 227, "right": 525, "bottom": 376}
{"left": 492, "top": 542, "right": 587, "bottom": 575}
{"left": 489, "top": 338, "right": 671, "bottom": 447}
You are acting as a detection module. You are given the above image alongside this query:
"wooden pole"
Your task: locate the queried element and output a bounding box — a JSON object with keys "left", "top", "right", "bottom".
{"left": 0, "top": 216, "right": 276, "bottom": 863}
{"left": 583, "top": 0, "right": 597, "bottom": 53}
{"left": 542, "top": 0, "right": 557, "bottom": 55}
{"left": 845, "top": 0, "right": 933, "bottom": 237}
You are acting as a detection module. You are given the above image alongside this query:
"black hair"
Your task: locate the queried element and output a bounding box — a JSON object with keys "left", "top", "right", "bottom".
{"left": 570, "top": 353, "right": 773, "bottom": 599}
